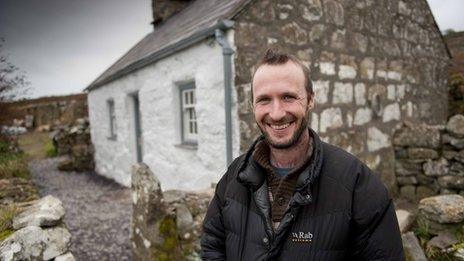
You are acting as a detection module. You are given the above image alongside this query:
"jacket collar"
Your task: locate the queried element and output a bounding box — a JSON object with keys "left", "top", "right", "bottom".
{"left": 237, "top": 128, "right": 324, "bottom": 203}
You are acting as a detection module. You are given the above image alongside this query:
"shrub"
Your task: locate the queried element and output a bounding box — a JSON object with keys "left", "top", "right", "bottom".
{"left": 44, "top": 139, "right": 57, "bottom": 157}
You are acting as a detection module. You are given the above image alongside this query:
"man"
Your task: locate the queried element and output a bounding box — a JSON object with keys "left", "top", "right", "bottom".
{"left": 201, "top": 49, "right": 404, "bottom": 260}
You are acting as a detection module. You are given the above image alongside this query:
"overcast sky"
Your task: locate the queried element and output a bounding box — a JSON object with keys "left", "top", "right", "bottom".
{"left": 0, "top": 0, "right": 463, "bottom": 99}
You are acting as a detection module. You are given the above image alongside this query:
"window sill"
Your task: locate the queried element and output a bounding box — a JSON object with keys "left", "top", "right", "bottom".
{"left": 107, "top": 135, "right": 117, "bottom": 141}
{"left": 175, "top": 143, "right": 198, "bottom": 150}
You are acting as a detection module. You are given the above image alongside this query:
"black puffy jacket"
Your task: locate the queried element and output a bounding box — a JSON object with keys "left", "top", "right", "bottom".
{"left": 201, "top": 129, "right": 404, "bottom": 260}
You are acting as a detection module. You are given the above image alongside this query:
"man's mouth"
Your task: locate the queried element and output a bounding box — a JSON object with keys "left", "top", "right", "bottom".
{"left": 268, "top": 122, "right": 292, "bottom": 130}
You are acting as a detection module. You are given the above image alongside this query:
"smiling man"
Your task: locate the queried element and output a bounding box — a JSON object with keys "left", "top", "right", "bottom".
{"left": 201, "top": 49, "right": 404, "bottom": 260}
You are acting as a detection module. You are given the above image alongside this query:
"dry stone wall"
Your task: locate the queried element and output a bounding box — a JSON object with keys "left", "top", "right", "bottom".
{"left": 0, "top": 196, "right": 75, "bottom": 261}
{"left": 394, "top": 114, "right": 464, "bottom": 201}
{"left": 0, "top": 94, "right": 88, "bottom": 130}
{"left": 233, "top": 0, "right": 449, "bottom": 192}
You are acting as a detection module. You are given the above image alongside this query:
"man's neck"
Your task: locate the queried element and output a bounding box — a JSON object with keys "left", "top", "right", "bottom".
{"left": 269, "top": 130, "right": 310, "bottom": 168}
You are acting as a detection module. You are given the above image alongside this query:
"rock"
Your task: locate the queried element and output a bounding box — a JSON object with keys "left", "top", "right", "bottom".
{"left": 54, "top": 252, "right": 76, "bottom": 261}
{"left": 456, "top": 150, "right": 464, "bottom": 163}
{"left": 367, "top": 127, "right": 390, "bottom": 152}
{"left": 416, "top": 174, "right": 434, "bottom": 185}
{"left": 13, "top": 195, "right": 65, "bottom": 230}
{"left": 438, "top": 176, "right": 464, "bottom": 190}
{"left": 426, "top": 232, "right": 458, "bottom": 250}
{"left": 393, "top": 125, "right": 441, "bottom": 148}
{"left": 24, "top": 115, "right": 34, "bottom": 128}
{"left": 131, "top": 163, "right": 182, "bottom": 261}
{"left": 36, "top": 125, "right": 51, "bottom": 132}
{"left": 400, "top": 186, "right": 416, "bottom": 201}
{"left": 1, "top": 126, "right": 27, "bottom": 136}
{"left": 0, "top": 178, "right": 39, "bottom": 206}
{"left": 416, "top": 186, "right": 436, "bottom": 200}
{"left": 402, "top": 232, "right": 427, "bottom": 261}
{"left": 446, "top": 114, "right": 464, "bottom": 137}
{"left": 397, "top": 177, "right": 418, "bottom": 186}
{"left": 396, "top": 160, "right": 423, "bottom": 176}
{"left": 440, "top": 188, "right": 457, "bottom": 195}
{"left": 450, "top": 162, "right": 464, "bottom": 175}
{"left": 396, "top": 209, "right": 414, "bottom": 233}
{"left": 443, "top": 150, "right": 458, "bottom": 160}
{"left": 419, "top": 194, "right": 464, "bottom": 223}
{"left": 57, "top": 159, "right": 74, "bottom": 171}
{"left": 455, "top": 247, "right": 464, "bottom": 260}
{"left": 175, "top": 203, "right": 194, "bottom": 238}
{"left": 0, "top": 226, "right": 71, "bottom": 261}
{"left": 423, "top": 158, "right": 449, "bottom": 176}
{"left": 407, "top": 148, "right": 439, "bottom": 160}
{"left": 442, "top": 134, "right": 464, "bottom": 149}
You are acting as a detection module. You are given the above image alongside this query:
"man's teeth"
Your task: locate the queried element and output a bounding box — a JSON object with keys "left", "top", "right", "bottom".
{"left": 270, "top": 123, "right": 290, "bottom": 130}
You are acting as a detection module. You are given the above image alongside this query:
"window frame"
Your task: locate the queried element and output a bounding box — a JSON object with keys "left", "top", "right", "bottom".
{"left": 179, "top": 83, "right": 198, "bottom": 145}
{"left": 107, "top": 98, "right": 117, "bottom": 140}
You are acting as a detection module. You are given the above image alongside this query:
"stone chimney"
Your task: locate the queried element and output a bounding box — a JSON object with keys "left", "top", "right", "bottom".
{"left": 152, "top": 0, "right": 193, "bottom": 28}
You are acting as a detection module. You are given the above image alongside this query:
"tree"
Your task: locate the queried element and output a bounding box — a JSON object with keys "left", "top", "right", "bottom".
{"left": 0, "top": 38, "right": 29, "bottom": 102}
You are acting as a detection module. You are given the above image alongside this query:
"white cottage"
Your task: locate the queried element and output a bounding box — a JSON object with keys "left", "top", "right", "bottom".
{"left": 86, "top": 0, "right": 244, "bottom": 190}
{"left": 87, "top": 0, "right": 449, "bottom": 192}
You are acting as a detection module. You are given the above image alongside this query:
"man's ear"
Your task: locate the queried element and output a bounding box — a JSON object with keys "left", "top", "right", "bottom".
{"left": 307, "top": 95, "right": 315, "bottom": 110}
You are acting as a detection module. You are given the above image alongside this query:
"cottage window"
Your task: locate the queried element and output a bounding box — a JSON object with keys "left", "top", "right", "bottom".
{"left": 180, "top": 84, "right": 198, "bottom": 144}
{"left": 107, "top": 99, "right": 117, "bottom": 139}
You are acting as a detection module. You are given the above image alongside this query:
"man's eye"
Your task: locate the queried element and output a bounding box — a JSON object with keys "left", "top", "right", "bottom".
{"left": 283, "top": 95, "right": 296, "bottom": 101}
{"left": 256, "top": 98, "right": 270, "bottom": 104}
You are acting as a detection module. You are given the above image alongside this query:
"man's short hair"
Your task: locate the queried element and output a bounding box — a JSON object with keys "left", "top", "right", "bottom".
{"left": 252, "top": 49, "right": 314, "bottom": 100}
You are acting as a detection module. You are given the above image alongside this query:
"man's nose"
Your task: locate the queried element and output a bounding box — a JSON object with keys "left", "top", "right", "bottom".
{"left": 268, "top": 100, "right": 286, "bottom": 121}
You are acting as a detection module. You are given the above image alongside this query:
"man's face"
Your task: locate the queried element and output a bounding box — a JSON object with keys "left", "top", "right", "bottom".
{"left": 252, "top": 61, "right": 314, "bottom": 149}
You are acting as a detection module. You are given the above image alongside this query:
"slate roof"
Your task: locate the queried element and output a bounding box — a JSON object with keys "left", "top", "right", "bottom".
{"left": 87, "top": 0, "right": 249, "bottom": 91}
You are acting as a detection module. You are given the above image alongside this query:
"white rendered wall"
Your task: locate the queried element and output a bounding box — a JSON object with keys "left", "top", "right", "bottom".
{"left": 88, "top": 31, "right": 240, "bottom": 190}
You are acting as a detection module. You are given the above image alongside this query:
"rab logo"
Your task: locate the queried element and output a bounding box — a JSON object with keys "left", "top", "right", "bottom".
{"left": 291, "top": 231, "right": 313, "bottom": 243}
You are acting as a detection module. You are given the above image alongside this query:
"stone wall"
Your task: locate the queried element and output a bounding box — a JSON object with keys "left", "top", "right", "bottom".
{"left": 0, "top": 195, "right": 75, "bottom": 260}
{"left": 131, "top": 163, "right": 212, "bottom": 260}
{"left": 233, "top": 0, "right": 449, "bottom": 192}
{"left": 444, "top": 31, "right": 464, "bottom": 116}
{"left": 394, "top": 114, "right": 464, "bottom": 201}
{"left": 54, "top": 118, "right": 95, "bottom": 172}
{"left": 0, "top": 93, "right": 88, "bottom": 130}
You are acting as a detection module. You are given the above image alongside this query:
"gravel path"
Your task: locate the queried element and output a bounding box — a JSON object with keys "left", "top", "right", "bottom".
{"left": 28, "top": 157, "right": 132, "bottom": 260}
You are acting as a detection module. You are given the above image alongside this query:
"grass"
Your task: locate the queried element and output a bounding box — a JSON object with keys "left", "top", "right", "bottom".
{"left": 44, "top": 139, "right": 57, "bottom": 157}
{"left": 17, "top": 131, "right": 52, "bottom": 160}
{"left": 0, "top": 205, "right": 17, "bottom": 242}
{"left": 0, "top": 142, "right": 30, "bottom": 180}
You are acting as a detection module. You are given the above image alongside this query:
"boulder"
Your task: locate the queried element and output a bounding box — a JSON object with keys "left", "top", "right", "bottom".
{"left": 131, "top": 163, "right": 182, "bottom": 261}
{"left": 396, "top": 209, "right": 414, "bottom": 233}
{"left": 446, "top": 114, "right": 464, "bottom": 137}
{"left": 419, "top": 194, "right": 464, "bottom": 223}
{"left": 402, "top": 232, "right": 427, "bottom": 261}
{"left": 0, "top": 226, "right": 71, "bottom": 261}
{"left": 13, "top": 195, "right": 65, "bottom": 230}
